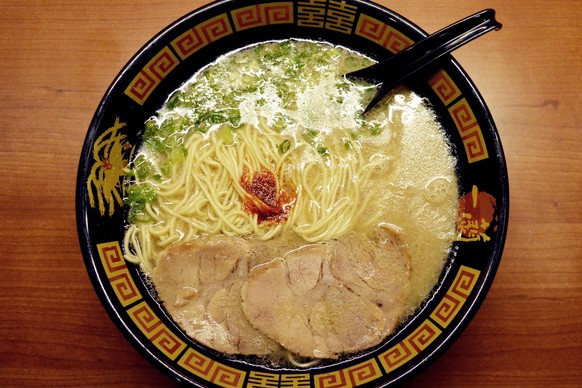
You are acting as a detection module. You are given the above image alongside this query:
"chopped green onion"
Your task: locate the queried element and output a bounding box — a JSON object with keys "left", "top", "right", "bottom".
{"left": 132, "top": 155, "right": 152, "bottom": 180}
{"left": 221, "top": 126, "right": 235, "bottom": 145}
{"left": 370, "top": 123, "right": 382, "bottom": 136}
{"left": 279, "top": 139, "right": 291, "bottom": 154}
{"left": 125, "top": 183, "right": 158, "bottom": 223}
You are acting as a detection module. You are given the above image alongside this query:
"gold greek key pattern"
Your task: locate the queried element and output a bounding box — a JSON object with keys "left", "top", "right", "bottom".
{"left": 178, "top": 348, "right": 246, "bottom": 388}
{"left": 325, "top": 0, "right": 357, "bottom": 34}
{"left": 178, "top": 348, "right": 215, "bottom": 380}
{"left": 345, "top": 359, "right": 383, "bottom": 386}
{"left": 171, "top": 13, "right": 233, "bottom": 60}
{"left": 379, "top": 320, "right": 441, "bottom": 373}
{"left": 97, "top": 241, "right": 126, "bottom": 276}
{"left": 313, "top": 357, "right": 382, "bottom": 388}
{"left": 127, "top": 302, "right": 162, "bottom": 336}
{"left": 108, "top": 271, "right": 141, "bottom": 307}
{"left": 462, "top": 129, "right": 488, "bottom": 163}
{"left": 407, "top": 320, "right": 441, "bottom": 352}
{"left": 429, "top": 69, "right": 462, "bottom": 106}
{"left": 449, "top": 98, "right": 489, "bottom": 163}
{"left": 355, "top": 14, "right": 413, "bottom": 53}
{"left": 96, "top": 241, "right": 141, "bottom": 307}
{"left": 449, "top": 98, "right": 479, "bottom": 133}
{"left": 431, "top": 293, "right": 463, "bottom": 328}
{"left": 171, "top": 29, "right": 205, "bottom": 59}
{"left": 150, "top": 325, "right": 188, "bottom": 360}
{"left": 431, "top": 266, "right": 480, "bottom": 328}
{"left": 378, "top": 340, "right": 414, "bottom": 373}
{"left": 231, "top": 2, "right": 294, "bottom": 31}
{"left": 212, "top": 364, "right": 246, "bottom": 388}
{"left": 450, "top": 265, "right": 481, "bottom": 299}
{"left": 127, "top": 302, "right": 187, "bottom": 360}
{"left": 314, "top": 369, "right": 348, "bottom": 388}
{"left": 124, "top": 46, "right": 179, "bottom": 105}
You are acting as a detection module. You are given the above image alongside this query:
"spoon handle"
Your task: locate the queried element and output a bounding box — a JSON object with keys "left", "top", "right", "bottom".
{"left": 346, "top": 9, "right": 502, "bottom": 114}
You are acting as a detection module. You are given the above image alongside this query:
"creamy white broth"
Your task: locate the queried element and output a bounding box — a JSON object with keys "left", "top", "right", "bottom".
{"left": 123, "top": 39, "right": 459, "bottom": 355}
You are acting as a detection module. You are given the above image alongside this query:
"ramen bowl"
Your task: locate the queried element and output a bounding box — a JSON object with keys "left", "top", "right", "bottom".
{"left": 76, "top": 0, "right": 509, "bottom": 386}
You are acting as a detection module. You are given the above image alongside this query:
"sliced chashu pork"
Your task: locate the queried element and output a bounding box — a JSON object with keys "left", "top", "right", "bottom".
{"left": 241, "top": 225, "right": 411, "bottom": 358}
{"left": 152, "top": 235, "right": 280, "bottom": 355}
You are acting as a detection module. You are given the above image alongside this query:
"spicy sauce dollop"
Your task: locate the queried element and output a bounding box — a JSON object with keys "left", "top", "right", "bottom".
{"left": 240, "top": 168, "right": 296, "bottom": 223}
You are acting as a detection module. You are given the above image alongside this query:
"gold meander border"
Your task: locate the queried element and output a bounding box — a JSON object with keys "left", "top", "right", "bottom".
{"left": 231, "top": 2, "right": 295, "bottom": 32}
{"left": 97, "top": 241, "right": 480, "bottom": 387}
{"left": 354, "top": 13, "right": 413, "bottom": 53}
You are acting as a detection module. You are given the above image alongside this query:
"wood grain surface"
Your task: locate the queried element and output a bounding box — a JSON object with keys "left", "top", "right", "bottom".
{"left": 1, "top": 0, "right": 580, "bottom": 386}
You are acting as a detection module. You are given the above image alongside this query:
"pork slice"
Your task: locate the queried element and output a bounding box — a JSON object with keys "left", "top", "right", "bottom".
{"left": 152, "top": 235, "right": 280, "bottom": 355}
{"left": 330, "top": 226, "right": 411, "bottom": 329}
{"left": 241, "top": 226, "right": 411, "bottom": 358}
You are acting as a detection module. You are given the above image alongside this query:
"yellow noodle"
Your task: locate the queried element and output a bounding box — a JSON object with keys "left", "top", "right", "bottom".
{"left": 125, "top": 122, "right": 375, "bottom": 268}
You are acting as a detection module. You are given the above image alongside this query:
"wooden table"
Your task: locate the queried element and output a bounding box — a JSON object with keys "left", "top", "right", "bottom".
{"left": 1, "top": 0, "right": 580, "bottom": 386}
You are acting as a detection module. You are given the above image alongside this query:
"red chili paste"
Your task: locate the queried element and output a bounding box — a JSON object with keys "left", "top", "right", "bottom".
{"left": 240, "top": 169, "right": 296, "bottom": 223}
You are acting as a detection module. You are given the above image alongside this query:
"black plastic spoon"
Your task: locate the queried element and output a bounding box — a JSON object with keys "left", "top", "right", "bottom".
{"left": 346, "top": 9, "right": 502, "bottom": 114}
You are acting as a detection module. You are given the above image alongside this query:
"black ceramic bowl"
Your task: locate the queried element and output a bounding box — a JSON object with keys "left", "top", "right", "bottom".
{"left": 77, "top": 0, "right": 508, "bottom": 386}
